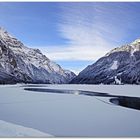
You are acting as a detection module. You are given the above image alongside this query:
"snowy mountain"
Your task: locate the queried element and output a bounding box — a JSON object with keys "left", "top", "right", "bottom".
{"left": 0, "top": 27, "right": 76, "bottom": 84}
{"left": 71, "top": 39, "right": 140, "bottom": 84}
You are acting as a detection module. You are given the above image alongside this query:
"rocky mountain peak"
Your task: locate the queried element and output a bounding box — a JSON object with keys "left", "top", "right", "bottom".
{"left": 106, "top": 39, "right": 140, "bottom": 57}
{"left": 71, "top": 38, "right": 140, "bottom": 84}
{"left": 0, "top": 27, "right": 24, "bottom": 48}
{"left": 131, "top": 38, "right": 140, "bottom": 45}
{"left": 0, "top": 27, "right": 76, "bottom": 84}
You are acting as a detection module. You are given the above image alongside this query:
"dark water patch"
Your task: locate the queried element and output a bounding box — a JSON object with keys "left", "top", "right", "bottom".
{"left": 24, "top": 87, "right": 140, "bottom": 111}
{"left": 24, "top": 88, "right": 74, "bottom": 94}
{"left": 24, "top": 88, "right": 117, "bottom": 97}
{"left": 110, "top": 97, "right": 140, "bottom": 111}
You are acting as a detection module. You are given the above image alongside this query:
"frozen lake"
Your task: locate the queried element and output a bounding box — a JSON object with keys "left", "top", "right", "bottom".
{"left": 0, "top": 84, "right": 140, "bottom": 137}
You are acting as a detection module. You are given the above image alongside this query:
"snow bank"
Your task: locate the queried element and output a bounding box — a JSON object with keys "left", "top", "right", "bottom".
{"left": 0, "top": 120, "right": 52, "bottom": 137}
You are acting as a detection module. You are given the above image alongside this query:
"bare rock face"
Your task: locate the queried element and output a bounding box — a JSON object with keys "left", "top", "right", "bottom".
{"left": 0, "top": 27, "right": 76, "bottom": 84}
{"left": 71, "top": 39, "right": 140, "bottom": 84}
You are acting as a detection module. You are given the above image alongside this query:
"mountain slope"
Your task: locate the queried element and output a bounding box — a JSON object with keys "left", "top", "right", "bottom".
{"left": 71, "top": 39, "right": 140, "bottom": 84}
{"left": 0, "top": 27, "right": 76, "bottom": 84}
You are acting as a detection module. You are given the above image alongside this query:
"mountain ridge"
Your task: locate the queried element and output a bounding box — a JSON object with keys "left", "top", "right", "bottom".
{"left": 70, "top": 38, "right": 140, "bottom": 84}
{"left": 0, "top": 27, "right": 76, "bottom": 84}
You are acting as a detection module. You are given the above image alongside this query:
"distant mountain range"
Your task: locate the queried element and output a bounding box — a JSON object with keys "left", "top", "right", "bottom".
{"left": 71, "top": 38, "right": 140, "bottom": 84}
{"left": 0, "top": 27, "right": 76, "bottom": 84}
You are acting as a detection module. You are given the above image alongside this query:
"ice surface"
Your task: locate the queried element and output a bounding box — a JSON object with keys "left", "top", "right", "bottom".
{"left": 0, "top": 120, "right": 52, "bottom": 137}
{"left": 0, "top": 84, "right": 140, "bottom": 137}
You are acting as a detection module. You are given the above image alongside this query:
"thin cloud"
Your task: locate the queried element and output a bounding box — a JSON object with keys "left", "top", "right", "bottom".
{"left": 48, "top": 2, "right": 136, "bottom": 61}
{"left": 39, "top": 45, "right": 110, "bottom": 61}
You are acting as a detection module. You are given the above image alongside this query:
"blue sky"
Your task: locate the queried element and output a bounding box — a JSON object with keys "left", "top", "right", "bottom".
{"left": 0, "top": 2, "right": 140, "bottom": 74}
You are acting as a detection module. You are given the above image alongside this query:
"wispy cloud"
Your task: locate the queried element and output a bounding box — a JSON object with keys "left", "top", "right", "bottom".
{"left": 42, "top": 2, "right": 136, "bottom": 61}
{"left": 39, "top": 45, "right": 109, "bottom": 61}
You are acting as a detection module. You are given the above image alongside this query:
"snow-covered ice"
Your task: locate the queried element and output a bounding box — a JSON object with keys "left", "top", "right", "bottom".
{"left": 0, "top": 84, "right": 140, "bottom": 137}
{"left": 0, "top": 120, "right": 52, "bottom": 137}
